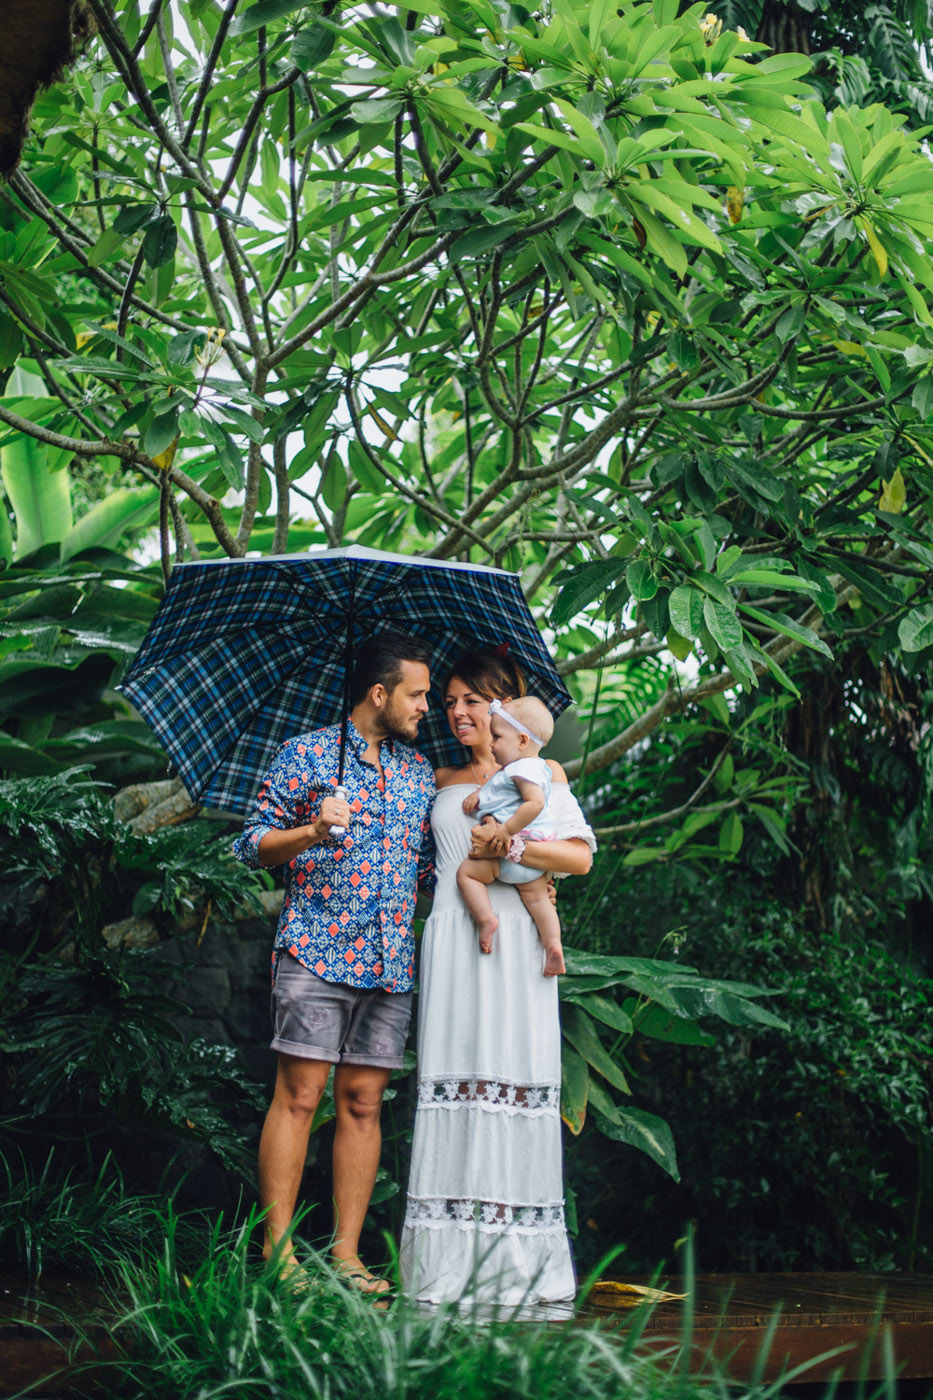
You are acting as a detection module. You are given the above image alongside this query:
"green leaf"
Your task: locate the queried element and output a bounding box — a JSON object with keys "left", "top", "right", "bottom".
{"left": 560, "top": 1043, "right": 588, "bottom": 1134}
{"left": 551, "top": 559, "right": 627, "bottom": 627}
{"left": 552, "top": 98, "right": 605, "bottom": 166}
{"left": 113, "top": 204, "right": 156, "bottom": 236}
{"left": 594, "top": 1105, "right": 680, "bottom": 1181}
{"left": 291, "top": 22, "right": 336, "bottom": 69}
{"left": 59, "top": 486, "right": 160, "bottom": 562}
{"left": 143, "top": 216, "right": 177, "bottom": 269}
{"left": 562, "top": 1005, "right": 631, "bottom": 1094}
{"left": 232, "top": 0, "right": 310, "bottom": 34}
{"left": 0, "top": 436, "right": 72, "bottom": 559}
{"left": 320, "top": 444, "right": 347, "bottom": 511}
{"left": 703, "top": 595, "right": 742, "bottom": 651}
{"left": 622, "top": 846, "right": 666, "bottom": 866}
{"left": 633, "top": 1003, "right": 715, "bottom": 1046}
{"left": 833, "top": 556, "right": 904, "bottom": 610}
{"left": 898, "top": 604, "right": 933, "bottom": 652}
{"left": 737, "top": 605, "right": 832, "bottom": 658}
{"left": 351, "top": 98, "right": 404, "bottom": 124}
{"left": 559, "top": 989, "right": 634, "bottom": 1036}
{"left": 668, "top": 584, "right": 705, "bottom": 639}
{"left": 626, "top": 558, "right": 659, "bottom": 601}
{"left": 718, "top": 810, "right": 744, "bottom": 857}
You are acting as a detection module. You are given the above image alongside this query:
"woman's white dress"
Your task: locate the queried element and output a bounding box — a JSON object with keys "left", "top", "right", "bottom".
{"left": 399, "top": 782, "right": 596, "bottom": 1306}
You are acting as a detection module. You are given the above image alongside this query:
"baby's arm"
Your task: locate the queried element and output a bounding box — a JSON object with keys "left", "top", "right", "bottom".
{"left": 495, "top": 776, "right": 545, "bottom": 843}
{"left": 462, "top": 789, "right": 481, "bottom": 815}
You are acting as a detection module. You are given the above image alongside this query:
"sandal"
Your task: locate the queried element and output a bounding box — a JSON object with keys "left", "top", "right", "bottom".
{"left": 333, "top": 1260, "right": 392, "bottom": 1297}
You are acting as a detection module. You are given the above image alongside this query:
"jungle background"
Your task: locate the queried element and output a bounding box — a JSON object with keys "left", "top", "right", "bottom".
{"left": 0, "top": 0, "right": 931, "bottom": 1334}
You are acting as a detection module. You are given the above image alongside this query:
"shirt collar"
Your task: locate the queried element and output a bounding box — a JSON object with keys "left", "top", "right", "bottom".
{"left": 346, "top": 718, "right": 395, "bottom": 759}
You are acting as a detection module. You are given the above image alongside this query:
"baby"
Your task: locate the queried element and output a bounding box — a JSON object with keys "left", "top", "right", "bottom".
{"left": 457, "top": 696, "right": 565, "bottom": 977}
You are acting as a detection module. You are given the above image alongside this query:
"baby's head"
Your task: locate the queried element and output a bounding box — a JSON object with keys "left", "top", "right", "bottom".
{"left": 489, "top": 695, "right": 554, "bottom": 766}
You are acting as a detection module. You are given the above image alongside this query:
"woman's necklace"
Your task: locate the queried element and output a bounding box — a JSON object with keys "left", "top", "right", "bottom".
{"left": 470, "top": 757, "right": 497, "bottom": 787}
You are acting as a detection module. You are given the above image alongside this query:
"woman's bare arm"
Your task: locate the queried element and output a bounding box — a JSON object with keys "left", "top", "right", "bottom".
{"left": 469, "top": 824, "right": 592, "bottom": 875}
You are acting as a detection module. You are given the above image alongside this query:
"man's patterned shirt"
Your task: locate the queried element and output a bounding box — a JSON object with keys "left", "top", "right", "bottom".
{"left": 234, "top": 720, "right": 435, "bottom": 992}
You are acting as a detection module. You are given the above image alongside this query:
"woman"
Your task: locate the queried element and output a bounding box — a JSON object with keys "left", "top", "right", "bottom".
{"left": 399, "top": 648, "right": 596, "bottom": 1306}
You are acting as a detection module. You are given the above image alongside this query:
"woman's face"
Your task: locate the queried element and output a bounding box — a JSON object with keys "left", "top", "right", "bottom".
{"left": 445, "top": 675, "right": 495, "bottom": 749}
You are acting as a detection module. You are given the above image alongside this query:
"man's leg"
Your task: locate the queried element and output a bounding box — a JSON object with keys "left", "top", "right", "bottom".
{"left": 331, "top": 1062, "right": 391, "bottom": 1285}
{"left": 258, "top": 1052, "right": 333, "bottom": 1265}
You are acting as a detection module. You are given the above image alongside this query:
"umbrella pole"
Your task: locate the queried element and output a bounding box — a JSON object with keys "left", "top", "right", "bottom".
{"left": 329, "top": 574, "right": 356, "bottom": 838}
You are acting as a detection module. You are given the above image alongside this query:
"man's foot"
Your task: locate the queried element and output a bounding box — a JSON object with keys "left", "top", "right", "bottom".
{"left": 478, "top": 915, "right": 498, "bottom": 954}
{"left": 264, "top": 1251, "right": 312, "bottom": 1294}
{"left": 543, "top": 944, "right": 565, "bottom": 977}
{"left": 333, "top": 1256, "right": 391, "bottom": 1296}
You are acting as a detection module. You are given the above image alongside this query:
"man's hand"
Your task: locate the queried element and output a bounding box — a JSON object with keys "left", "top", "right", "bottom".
{"left": 461, "top": 789, "right": 480, "bottom": 815}
{"left": 313, "top": 793, "right": 351, "bottom": 841}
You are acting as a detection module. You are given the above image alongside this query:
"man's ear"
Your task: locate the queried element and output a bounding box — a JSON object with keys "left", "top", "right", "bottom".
{"left": 371, "top": 683, "right": 387, "bottom": 709}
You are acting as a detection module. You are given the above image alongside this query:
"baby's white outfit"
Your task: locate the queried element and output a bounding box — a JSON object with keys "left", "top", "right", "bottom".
{"left": 475, "top": 757, "right": 556, "bottom": 885}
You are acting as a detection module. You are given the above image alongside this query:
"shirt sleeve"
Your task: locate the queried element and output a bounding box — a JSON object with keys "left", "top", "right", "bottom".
{"left": 417, "top": 769, "right": 437, "bottom": 895}
{"left": 232, "top": 739, "right": 309, "bottom": 869}
{"left": 504, "top": 757, "right": 549, "bottom": 788}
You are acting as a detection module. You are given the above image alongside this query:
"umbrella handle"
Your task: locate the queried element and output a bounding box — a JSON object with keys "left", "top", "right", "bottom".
{"left": 328, "top": 785, "right": 348, "bottom": 840}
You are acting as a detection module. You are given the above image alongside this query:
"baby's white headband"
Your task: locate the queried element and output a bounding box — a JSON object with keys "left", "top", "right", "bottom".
{"left": 488, "top": 698, "right": 546, "bottom": 747}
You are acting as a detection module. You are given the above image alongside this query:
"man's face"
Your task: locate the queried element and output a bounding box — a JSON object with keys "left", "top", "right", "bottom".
{"left": 378, "top": 661, "right": 431, "bottom": 743}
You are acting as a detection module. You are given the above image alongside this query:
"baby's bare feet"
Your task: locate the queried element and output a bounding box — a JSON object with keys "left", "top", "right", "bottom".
{"left": 544, "top": 944, "right": 565, "bottom": 977}
{"left": 478, "top": 915, "right": 498, "bottom": 954}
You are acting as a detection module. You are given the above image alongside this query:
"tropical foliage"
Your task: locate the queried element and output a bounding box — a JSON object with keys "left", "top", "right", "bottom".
{"left": 0, "top": 0, "right": 931, "bottom": 1287}
{"left": 1, "top": 0, "right": 931, "bottom": 796}
{"left": 722, "top": 0, "right": 933, "bottom": 125}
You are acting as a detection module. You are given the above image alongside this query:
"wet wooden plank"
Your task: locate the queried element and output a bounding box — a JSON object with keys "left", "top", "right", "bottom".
{"left": 582, "top": 1273, "right": 933, "bottom": 1383}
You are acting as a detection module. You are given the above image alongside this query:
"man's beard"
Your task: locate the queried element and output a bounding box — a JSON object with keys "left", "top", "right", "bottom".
{"left": 376, "top": 698, "right": 421, "bottom": 744}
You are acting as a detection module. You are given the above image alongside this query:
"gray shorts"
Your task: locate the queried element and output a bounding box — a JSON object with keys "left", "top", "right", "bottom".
{"left": 270, "top": 952, "right": 412, "bottom": 1069}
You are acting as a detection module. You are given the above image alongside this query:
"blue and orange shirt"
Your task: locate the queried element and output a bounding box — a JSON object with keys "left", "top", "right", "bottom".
{"left": 234, "top": 720, "right": 435, "bottom": 992}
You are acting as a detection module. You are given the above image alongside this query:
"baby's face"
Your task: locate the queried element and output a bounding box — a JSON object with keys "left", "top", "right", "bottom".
{"left": 489, "top": 713, "right": 525, "bottom": 767}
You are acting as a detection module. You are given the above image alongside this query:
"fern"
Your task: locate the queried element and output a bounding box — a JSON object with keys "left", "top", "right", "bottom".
{"left": 715, "top": 0, "right": 764, "bottom": 33}
{"left": 866, "top": 3, "right": 923, "bottom": 81}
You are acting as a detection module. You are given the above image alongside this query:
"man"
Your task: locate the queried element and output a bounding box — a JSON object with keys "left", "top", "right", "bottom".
{"left": 234, "top": 632, "right": 435, "bottom": 1293}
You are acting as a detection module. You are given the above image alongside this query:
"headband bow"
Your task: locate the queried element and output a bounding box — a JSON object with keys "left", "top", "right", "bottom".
{"left": 489, "top": 697, "right": 546, "bottom": 747}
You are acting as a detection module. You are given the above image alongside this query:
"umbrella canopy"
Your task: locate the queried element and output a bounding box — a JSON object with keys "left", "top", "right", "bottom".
{"left": 120, "top": 545, "right": 572, "bottom": 814}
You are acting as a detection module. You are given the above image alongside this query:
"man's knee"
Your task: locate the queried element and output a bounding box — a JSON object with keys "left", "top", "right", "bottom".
{"left": 334, "top": 1070, "right": 388, "bottom": 1127}
{"left": 273, "top": 1057, "right": 331, "bottom": 1118}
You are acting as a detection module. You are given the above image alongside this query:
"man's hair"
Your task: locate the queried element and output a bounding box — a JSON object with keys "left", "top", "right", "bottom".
{"left": 447, "top": 646, "right": 527, "bottom": 703}
{"left": 504, "top": 695, "right": 554, "bottom": 747}
{"left": 351, "top": 632, "right": 432, "bottom": 706}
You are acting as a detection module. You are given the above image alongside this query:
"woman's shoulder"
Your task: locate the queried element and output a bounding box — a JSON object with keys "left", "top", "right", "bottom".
{"left": 434, "top": 764, "right": 472, "bottom": 790}
{"left": 545, "top": 758, "right": 569, "bottom": 784}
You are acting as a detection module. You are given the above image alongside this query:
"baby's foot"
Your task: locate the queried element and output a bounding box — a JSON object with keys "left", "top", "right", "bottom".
{"left": 543, "top": 944, "right": 565, "bottom": 977}
{"left": 478, "top": 915, "right": 498, "bottom": 954}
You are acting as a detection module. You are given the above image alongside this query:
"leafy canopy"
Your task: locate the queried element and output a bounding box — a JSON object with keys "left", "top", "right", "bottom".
{"left": 0, "top": 0, "right": 931, "bottom": 785}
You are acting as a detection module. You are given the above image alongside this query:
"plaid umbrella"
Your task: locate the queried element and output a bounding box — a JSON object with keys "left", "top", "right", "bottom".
{"left": 120, "top": 545, "right": 572, "bottom": 815}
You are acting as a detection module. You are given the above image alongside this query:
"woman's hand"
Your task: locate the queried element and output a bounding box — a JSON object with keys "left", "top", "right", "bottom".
{"left": 469, "top": 816, "right": 505, "bottom": 857}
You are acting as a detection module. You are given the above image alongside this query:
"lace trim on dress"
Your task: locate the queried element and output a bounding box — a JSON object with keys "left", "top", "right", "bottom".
{"left": 405, "top": 1196, "right": 566, "bottom": 1234}
{"left": 417, "top": 1078, "right": 560, "bottom": 1115}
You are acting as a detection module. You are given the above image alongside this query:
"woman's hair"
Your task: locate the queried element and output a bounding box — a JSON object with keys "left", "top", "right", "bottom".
{"left": 446, "top": 646, "right": 527, "bottom": 702}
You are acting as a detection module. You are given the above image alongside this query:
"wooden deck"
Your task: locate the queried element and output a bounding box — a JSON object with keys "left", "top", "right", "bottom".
{"left": 2, "top": 1270, "right": 932, "bottom": 1393}
{"left": 584, "top": 1272, "right": 933, "bottom": 1383}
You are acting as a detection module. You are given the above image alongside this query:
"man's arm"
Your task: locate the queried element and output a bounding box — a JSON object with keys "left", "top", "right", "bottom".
{"left": 256, "top": 794, "right": 351, "bottom": 865}
{"left": 233, "top": 741, "right": 350, "bottom": 869}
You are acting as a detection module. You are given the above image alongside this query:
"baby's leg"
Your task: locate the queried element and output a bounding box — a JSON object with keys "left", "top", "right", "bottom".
{"left": 517, "top": 876, "right": 565, "bottom": 977}
{"left": 457, "top": 856, "right": 501, "bottom": 954}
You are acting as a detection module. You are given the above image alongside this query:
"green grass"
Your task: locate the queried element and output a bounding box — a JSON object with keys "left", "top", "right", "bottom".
{"left": 38, "top": 1208, "right": 901, "bottom": 1400}
{"left": 0, "top": 1181, "right": 908, "bottom": 1400}
{"left": 0, "top": 1148, "right": 181, "bottom": 1280}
